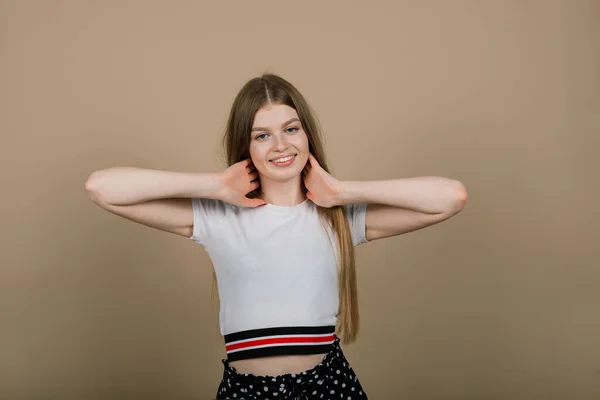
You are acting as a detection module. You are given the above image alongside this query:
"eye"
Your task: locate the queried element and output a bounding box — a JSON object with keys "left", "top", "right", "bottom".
{"left": 286, "top": 127, "right": 299, "bottom": 133}
{"left": 255, "top": 133, "right": 268, "bottom": 140}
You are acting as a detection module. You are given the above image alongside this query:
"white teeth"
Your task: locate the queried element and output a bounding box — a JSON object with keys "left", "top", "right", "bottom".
{"left": 272, "top": 155, "right": 293, "bottom": 163}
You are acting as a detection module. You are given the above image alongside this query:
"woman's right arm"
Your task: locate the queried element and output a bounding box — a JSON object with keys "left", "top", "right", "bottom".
{"left": 84, "top": 161, "right": 264, "bottom": 238}
{"left": 84, "top": 167, "right": 221, "bottom": 238}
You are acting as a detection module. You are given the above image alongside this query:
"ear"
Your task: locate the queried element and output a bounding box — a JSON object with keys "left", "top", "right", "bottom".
{"left": 302, "top": 162, "right": 310, "bottom": 177}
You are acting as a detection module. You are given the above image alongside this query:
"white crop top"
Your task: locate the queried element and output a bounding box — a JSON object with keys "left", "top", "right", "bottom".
{"left": 188, "top": 198, "right": 368, "bottom": 339}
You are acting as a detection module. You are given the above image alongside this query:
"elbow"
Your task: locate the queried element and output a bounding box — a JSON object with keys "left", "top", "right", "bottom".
{"left": 84, "top": 172, "right": 96, "bottom": 193}
{"left": 452, "top": 181, "right": 468, "bottom": 213}
{"left": 438, "top": 179, "right": 467, "bottom": 216}
{"left": 84, "top": 171, "right": 105, "bottom": 204}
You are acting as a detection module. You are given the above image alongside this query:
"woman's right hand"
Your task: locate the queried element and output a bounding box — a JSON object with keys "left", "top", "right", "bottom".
{"left": 213, "top": 159, "right": 267, "bottom": 207}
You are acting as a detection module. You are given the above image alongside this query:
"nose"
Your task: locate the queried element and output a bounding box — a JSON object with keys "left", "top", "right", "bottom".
{"left": 273, "top": 133, "right": 288, "bottom": 151}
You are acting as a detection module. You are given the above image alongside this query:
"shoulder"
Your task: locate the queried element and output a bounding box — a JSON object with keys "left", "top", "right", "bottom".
{"left": 343, "top": 203, "right": 368, "bottom": 219}
{"left": 189, "top": 199, "right": 256, "bottom": 244}
{"left": 191, "top": 198, "right": 227, "bottom": 213}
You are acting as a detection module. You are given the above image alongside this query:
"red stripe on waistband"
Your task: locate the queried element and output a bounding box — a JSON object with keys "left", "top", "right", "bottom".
{"left": 226, "top": 334, "right": 336, "bottom": 353}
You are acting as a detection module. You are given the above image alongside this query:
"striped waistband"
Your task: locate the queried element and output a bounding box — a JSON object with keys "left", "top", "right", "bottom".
{"left": 224, "top": 326, "right": 337, "bottom": 362}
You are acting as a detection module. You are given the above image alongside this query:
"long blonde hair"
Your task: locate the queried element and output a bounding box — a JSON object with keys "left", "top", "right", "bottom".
{"left": 215, "top": 73, "right": 359, "bottom": 343}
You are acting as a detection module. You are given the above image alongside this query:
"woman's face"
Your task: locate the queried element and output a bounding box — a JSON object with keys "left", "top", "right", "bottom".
{"left": 249, "top": 103, "right": 309, "bottom": 183}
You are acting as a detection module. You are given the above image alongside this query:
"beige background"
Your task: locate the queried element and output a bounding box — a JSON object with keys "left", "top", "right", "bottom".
{"left": 1, "top": 0, "right": 598, "bottom": 399}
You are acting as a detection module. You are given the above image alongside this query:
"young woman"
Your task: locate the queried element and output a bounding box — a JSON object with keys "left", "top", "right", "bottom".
{"left": 85, "top": 73, "right": 467, "bottom": 399}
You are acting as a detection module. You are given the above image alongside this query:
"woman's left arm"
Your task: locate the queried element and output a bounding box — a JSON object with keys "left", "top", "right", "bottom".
{"left": 336, "top": 177, "right": 468, "bottom": 241}
{"left": 303, "top": 154, "right": 468, "bottom": 241}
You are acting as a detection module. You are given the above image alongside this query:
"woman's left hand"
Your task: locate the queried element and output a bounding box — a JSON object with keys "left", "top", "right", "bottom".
{"left": 302, "top": 153, "right": 343, "bottom": 208}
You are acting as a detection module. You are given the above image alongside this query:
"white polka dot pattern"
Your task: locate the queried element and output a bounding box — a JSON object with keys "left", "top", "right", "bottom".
{"left": 215, "top": 338, "right": 367, "bottom": 399}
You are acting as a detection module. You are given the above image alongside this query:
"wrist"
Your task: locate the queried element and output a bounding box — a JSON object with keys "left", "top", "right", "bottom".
{"left": 194, "top": 172, "right": 222, "bottom": 200}
{"left": 336, "top": 180, "right": 365, "bottom": 206}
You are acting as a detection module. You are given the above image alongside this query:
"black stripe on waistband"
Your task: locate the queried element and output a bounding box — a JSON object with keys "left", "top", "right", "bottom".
{"left": 226, "top": 343, "right": 335, "bottom": 362}
{"left": 224, "top": 325, "right": 336, "bottom": 344}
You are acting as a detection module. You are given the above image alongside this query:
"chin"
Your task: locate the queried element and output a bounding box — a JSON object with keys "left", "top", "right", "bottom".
{"left": 262, "top": 165, "right": 301, "bottom": 181}
{"left": 269, "top": 170, "right": 302, "bottom": 182}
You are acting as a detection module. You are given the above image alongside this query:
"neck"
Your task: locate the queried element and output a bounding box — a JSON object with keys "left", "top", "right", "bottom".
{"left": 259, "top": 176, "right": 306, "bottom": 206}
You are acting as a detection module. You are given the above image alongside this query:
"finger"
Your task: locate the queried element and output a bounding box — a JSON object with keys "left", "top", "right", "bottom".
{"left": 243, "top": 198, "right": 267, "bottom": 207}
{"left": 252, "top": 199, "right": 267, "bottom": 207}
{"left": 305, "top": 156, "right": 314, "bottom": 169}
{"left": 250, "top": 181, "right": 260, "bottom": 191}
{"left": 249, "top": 171, "right": 259, "bottom": 181}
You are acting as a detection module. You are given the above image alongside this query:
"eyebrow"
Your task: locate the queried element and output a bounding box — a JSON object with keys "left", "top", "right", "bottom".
{"left": 251, "top": 118, "right": 300, "bottom": 132}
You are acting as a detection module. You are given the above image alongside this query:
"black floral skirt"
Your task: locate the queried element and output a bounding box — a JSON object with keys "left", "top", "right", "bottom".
{"left": 216, "top": 338, "right": 368, "bottom": 399}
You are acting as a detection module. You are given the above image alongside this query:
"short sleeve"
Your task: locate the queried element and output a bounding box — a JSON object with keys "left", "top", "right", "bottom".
{"left": 344, "top": 203, "right": 369, "bottom": 246}
{"left": 188, "top": 198, "right": 227, "bottom": 245}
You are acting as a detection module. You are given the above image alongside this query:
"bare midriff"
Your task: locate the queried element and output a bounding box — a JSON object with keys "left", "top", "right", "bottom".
{"left": 229, "top": 353, "right": 328, "bottom": 376}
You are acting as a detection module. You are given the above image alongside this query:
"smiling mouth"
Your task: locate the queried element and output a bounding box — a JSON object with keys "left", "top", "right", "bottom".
{"left": 269, "top": 154, "right": 297, "bottom": 163}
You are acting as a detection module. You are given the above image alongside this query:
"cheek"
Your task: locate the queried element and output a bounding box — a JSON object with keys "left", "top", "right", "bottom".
{"left": 294, "top": 138, "right": 310, "bottom": 167}
{"left": 249, "top": 144, "right": 267, "bottom": 171}
{"left": 298, "top": 136, "right": 310, "bottom": 157}
{"left": 248, "top": 144, "right": 261, "bottom": 161}
{"left": 293, "top": 133, "right": 310, "bottom": 152}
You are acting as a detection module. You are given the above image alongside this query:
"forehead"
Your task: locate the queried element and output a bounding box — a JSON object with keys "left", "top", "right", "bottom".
{"left": 252, "top": 104, "right": 299, "bottom": 127}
